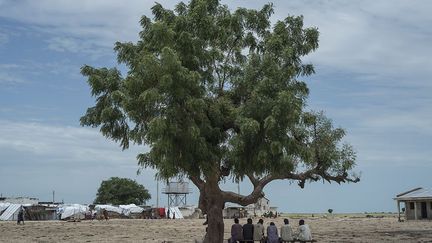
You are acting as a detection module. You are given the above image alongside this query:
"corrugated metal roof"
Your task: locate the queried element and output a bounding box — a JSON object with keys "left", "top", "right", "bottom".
{"left": 0, "top": 204, "right": 21, "bottom": 221}
{"left": 0, "top": 203, "right": 11, "bottom": 212}
{"left": 395, "top": 188, "right": 432, "bottom": 200}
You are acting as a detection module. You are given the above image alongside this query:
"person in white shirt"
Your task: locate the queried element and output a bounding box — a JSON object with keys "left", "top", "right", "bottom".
{"left": 296, "top": 219, "right": 312, "bottom": 241}
{"left": 280, "top": 218, "right": 294, "bottom": 242}
{"left": 253, "top": 218, "right": 265, "bottom": 242}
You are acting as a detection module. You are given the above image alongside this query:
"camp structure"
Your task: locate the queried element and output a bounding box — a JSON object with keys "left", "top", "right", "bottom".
{"left": 119, "top": 204, "right": 144, "bottom": 218}
{"left": 0, "top": 197, "right": 39, "bottom": 205}
{"left": 394, "top": 187, "right": 432, "bottom": 221}
{"left": 0, "top": 201, "right": 59, "bottom": 221}
{"left": 94, "top": 204, "right": 124, "bottom": 219}
{"left": 245, "top": 197, "right": 278, "bottom": 217}
{"left": 59, "top": 204, "right": 89, "bottom": 220}
{"left": 223, "top": 204, "right": 246, "bottom": 219}
{"left": 178, "top": 205, "right": 201, "bottom": 219}
{"left": 0, "top": 204, "right": 24, "bottom": 221}
{"left": 25, "top": 205, "right": 58, "bottom": 220}
{"left": 165, "top": 206, "right": 184, "bottom": 219}
{"left": 0, "top": 202, "right": 11, "bottom": 213}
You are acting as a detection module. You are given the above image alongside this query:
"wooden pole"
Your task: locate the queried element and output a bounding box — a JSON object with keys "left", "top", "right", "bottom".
{"left": 397, "top": 201, "right": 401, "bottom": 221}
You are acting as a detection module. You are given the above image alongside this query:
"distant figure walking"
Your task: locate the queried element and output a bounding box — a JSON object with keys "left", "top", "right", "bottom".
{"left": 102, "top": 209, "right": 109, "bottom": 220}
{"left": 17, "top": 206, "right": 25, "bottom": 225}
{"left": 266, "top": 222, "right": 278, "bottom": 243}
{"left": 296, "top": 219, "right": 312, "bottom": 241}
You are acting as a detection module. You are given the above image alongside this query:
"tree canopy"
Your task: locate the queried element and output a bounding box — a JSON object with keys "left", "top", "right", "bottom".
{"left": 94, "top": 177, "right": 151, "bottom": 205}
{"left": 81, "top": 0, "right": 359, "bottom": 241}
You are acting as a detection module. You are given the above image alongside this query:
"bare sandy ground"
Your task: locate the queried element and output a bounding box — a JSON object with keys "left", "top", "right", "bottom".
{"left": 0, "top": 215, "right": 431, "bottom": 242}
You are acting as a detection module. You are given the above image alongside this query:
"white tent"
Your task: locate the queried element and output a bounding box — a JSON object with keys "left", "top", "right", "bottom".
{"left": 0, "top": 203, "right": 11, "bottom": 213}
{"left": 0, "top": 204, "right": 21, "bottom": 221}
{"left": 59, "top": 204, "right": 88, "bottom": 220}
{"left": 119, "top": 204, "right": 143, "bottom": 216}
{"left": 94, "top": 205, "right": 123, "bottom": 215}
{"left": 165, "top": 206, "right": 184, "bottom": 219}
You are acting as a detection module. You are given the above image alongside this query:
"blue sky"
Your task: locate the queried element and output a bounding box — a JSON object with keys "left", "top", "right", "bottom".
{"left": 0, "top": 0, "right": 431, "bottom": 213}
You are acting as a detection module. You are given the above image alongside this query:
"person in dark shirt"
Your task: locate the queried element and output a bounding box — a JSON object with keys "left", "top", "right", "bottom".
{"left": 242, "top": 218, "right": 254, "bottom": 243}
{"left": 17, "top": 206, "right": 25, "bottom": 225}
{"left": 229, "top": 218, "right": 243, "bottom": 243}
{"left": 102, "top": 209, "right": 109, "bottom": 220}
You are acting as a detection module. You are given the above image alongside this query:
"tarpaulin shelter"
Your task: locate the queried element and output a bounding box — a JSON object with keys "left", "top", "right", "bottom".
{"left": 165, "top": 206, "right": 183, "bottom": 219}
{"left": 59, "top": 204, "right": 88, "bottom": 220}
{"left": 0, "top": 204, "right": 24, "bottom": 221}
{"left": 119, "top": 204, "right": 144, "bottom": 216}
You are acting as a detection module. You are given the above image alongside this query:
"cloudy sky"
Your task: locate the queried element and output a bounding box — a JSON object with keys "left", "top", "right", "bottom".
{"left": 0, "top": 0, "right": 431, "bottom": 213}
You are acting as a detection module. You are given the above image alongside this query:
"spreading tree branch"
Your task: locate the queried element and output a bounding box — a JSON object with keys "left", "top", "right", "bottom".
{"left": 222, "top": 167, "right": 359, "bottom": 206}
{"left": 246, "top": 173, "right": 259, "bottom": 187}
{"left": 189, "top": 175, "right": 205, "bottom": 190}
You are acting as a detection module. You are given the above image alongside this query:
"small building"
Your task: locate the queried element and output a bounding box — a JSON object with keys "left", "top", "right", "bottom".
{"left": 245, "top": 197, "right": 278, "bottom": 217}
{"left": 223, "top": 206, "right": 246, "bottom": 219}
{"left": 25, "top": 205, "right": 58, "bottom": 220}
{"left": 394, "top": 187, "right": 432, "bottom": 221}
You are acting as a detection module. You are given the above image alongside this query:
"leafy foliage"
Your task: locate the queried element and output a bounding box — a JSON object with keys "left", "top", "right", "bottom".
{"left": 94, "top": 177, "right": 151, "bottom": 205}
{"left": 81, "top": 1, "right": 358, "bottom": 240}
{"left": 81, "top": 0, "right": 357, "bottom": 184}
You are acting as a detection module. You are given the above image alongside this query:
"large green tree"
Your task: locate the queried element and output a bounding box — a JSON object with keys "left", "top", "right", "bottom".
{"left": 81, "top": 0, "right": 359, "bottom": 241}
{"left": 94, "top": 177, "right": 151, "bottom": 205}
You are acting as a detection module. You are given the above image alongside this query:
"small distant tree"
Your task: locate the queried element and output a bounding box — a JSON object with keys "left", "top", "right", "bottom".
{"left": 328, "top": 208, "right": 333, "bottom": 214}
{"left": 94, "top": 177, "right": 151, "bottom": 205}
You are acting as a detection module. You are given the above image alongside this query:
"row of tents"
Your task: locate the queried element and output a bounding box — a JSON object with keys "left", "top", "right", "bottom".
{"left": 59, "top": 204, "right": 147, "bottom": 220}
{"left": 0, "top": 202, "right": 184, "bottom": 221}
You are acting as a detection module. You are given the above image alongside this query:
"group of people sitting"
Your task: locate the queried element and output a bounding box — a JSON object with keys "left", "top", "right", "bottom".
{"left": 229, "top": 218, "right": 312, "bottom": 243}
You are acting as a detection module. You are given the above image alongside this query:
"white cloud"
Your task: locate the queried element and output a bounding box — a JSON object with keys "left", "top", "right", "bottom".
{"left": 0, "top": 72, "right": 25, "bottom": 84}
{"left": 0, "top": 31, "right": 8, "bottom": 45}
{"left": 0, "top": 64, "right": 20, "bottom": 69}
{"left": 0, "top": 64, "right": 26, "bottom": 84}
{"left": 0, "top": 119, "right": 161, "bottom": 204}
{"left": 46, "top": 36, "right": 113, "bottom": 59}
{"left": 317, "top": 103, "right": 432, "bottom": 167}
{"left": 0, "top": 120, "right": 148, "bottom": 166}
{"left": 226, "top": 1, "right": 432, "bottom": 90}
{"left": 0, "top": 0, "right": 178, "bottom": 54}
{"left": 0, "top": 60, "right": 81, "bottom": 85}
{"left": 1, "top": 0, "right": 430, "bottom": 88}
{"left": 284, "top": 1, "right": 432, "bottom": 88}
{"left": 47, "top": 37, "right": 83, "bottom": 53}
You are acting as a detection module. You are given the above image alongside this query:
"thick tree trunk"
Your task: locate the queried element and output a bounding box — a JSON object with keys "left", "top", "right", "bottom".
{"left": 206, "top": 196, "right": 224, "bottom": 243}
{"left": 202, "top": 186, "right": 225, "bottom": 243}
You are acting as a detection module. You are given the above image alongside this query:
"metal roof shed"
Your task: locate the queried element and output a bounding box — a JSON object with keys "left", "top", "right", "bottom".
{"left": 394, "top": 187, "right": 432, "bottom": 221}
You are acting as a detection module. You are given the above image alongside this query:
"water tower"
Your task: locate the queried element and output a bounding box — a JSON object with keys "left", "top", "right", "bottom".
{"left": 162, "top": 181, "right": 191, "bottom": 207}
